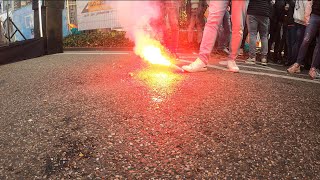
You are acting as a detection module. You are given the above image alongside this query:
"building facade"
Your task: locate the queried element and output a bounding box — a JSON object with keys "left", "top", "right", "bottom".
{"left": 68, "top": 0, "right": 77, "bottom": 25}
{"left": 0, "top": 0, "right": 32, "bottom": 13}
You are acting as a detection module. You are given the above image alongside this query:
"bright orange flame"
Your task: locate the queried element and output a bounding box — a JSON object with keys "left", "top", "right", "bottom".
{"left": 134, "top": 34, "right": 172, "bottom": 66}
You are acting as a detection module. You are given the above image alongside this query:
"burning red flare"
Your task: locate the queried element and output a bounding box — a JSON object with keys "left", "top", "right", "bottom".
{"left": 134, "top": 34, "right": 172, "bottom": 66}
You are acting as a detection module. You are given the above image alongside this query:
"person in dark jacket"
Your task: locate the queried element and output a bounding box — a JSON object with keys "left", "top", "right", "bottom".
{"left": 268, "top": 1, "right": 282, "bottom": 61}
{"left": 246, "top": 0, "right": 272, "bottom": 65}
{"left": 285, "top": 0, "right": 295, "bottom": 66}
{"left": 272, "top": 0, "right": 293, "bottom": 64}
{"left": 288, "top": 0, "right": 320, "bottom": 79}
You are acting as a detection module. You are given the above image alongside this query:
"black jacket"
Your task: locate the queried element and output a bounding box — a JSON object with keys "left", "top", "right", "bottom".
{"left": 286, "top": 0, "right": 295, "bottom": 25}
{"left": 312, "top": 0, "right": 320, "bottom": 16}
{"left": 247, "top": 0, "right": 272, "bottom": 17}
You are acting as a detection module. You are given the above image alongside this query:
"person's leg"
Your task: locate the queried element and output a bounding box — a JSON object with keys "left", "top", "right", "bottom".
{"left": 167, "top": 5, "right": 179, "bottom": 53}
{"left": 247, "top": 15, "right": 258, "bottom": 60}
{"left": 217, "top": 11, "right": 231, "bottom": 50}
{"left": 309, "top": 35, "right": 320, "bottom": 79}
{"left": 268, "top": 7, "right": 277, "bottom": 56}
{"left": 268, "top": 18, "right": 275, "bottom": 55}
{"left": 196, "top": 14, "right": 204, "bottom": 44}
{"left": 217, "top": 13, "right": 227, "bottom": 50}
{"left": 223, "top": 11, "right": 231, "bottom": 49}
{"left": 188, "top": 13, "right": 197, "bottom": 43}
{"left": 288, "top": 14, "right": 320, "bottom": 74}
{"left": 286, "top": 24, "right": 296, "bottom": 65}
{"left": 258, "top": 16, "right": 270, "bottom": 61}
{"left": 198, "top": 1, "right": 228, "bottom": 64}
{"left": 280, "top": 25, "right": 288, "bottom": 63}
{"left": 241, "top": 21, "right": 248, "bottom": 49}
{"left": 229, "top": 0, "right": 249, "bottom": 61}
{"left": 296, "top": 14, "right": 320, "bottom": 65}
{"left": 273, "top": 22, "right": 282, "bottom": 62}
{"left": 181, "top": 1, "right": 228, "bottom": 72}
{"left": 311, "top": 34, "right": 320, "bottom": 68}
{"left": 292, "top": 23, "right": 306, "bottom": 62}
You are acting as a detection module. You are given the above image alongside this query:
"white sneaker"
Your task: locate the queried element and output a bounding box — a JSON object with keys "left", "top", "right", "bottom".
{"left": 246, "top": 57, "right": 256, "bottom": 64}
{"left": 261, "top": 58, "right": 267, "bottom": 66}
{"left": 227, "top": 60, "right": 239, "bottom": 73}
{"left": 182, "top": 58, "right": 207, "bottom": 72}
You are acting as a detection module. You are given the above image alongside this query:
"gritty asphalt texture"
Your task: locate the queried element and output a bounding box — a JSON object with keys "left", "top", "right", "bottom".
{"left": 0, "top": 51, "right": 319, "bottom": 179}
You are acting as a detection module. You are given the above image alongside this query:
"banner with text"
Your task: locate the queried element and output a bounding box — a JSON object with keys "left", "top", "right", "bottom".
{"left": 76, "top": 0, "right": 121, "bottom": 30}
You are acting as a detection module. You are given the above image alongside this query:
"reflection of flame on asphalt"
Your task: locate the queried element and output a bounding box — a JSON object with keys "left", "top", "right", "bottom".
{"left": 136, "top": 69, "right": 182, "bottom": 102}
{"left": 134, "top": 33, "right": 184, "bottom": 102}
{"left": 134, "top": 34, "right": 172, "bottom": 66}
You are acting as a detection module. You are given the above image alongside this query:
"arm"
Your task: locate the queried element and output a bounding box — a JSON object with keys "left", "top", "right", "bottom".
{"left": 304, "top": 0, "right": 312, "bottom": 25}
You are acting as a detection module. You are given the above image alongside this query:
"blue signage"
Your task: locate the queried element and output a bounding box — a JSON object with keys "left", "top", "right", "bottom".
{"left": 11, "top": 4, "right": 70, "bottom": 41}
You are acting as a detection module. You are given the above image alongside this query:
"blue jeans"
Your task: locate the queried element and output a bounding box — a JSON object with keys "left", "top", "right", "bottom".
{"left": 217, "top": 11, "right": 231, "bottom": 50}
{"left": 292, "top": 23, "right": 306, "bottom": 63}
{"left": 159, "top": 4, "right": 179, "bottom": 53}
{"left": 247, "top": 15, "right": 270, "bottom": 59}
{"left": 296, "top": 14, "right": 320, "bottom": 68}
{"left": 188, "top": 10, "right": 204, "bottom": 44}
{"left": 199, "top": 0, "right": 249, "bottom": 64}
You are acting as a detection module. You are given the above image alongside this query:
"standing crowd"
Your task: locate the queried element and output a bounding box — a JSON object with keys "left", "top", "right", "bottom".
{"left": 156, "top": 0, "right": 320, "bottom": 79}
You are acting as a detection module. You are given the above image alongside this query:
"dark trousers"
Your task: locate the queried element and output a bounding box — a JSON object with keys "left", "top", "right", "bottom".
{"left": 273, "top": 22, "right": 287, "bottom": 61}
{"left": 292, "top": 23, "right": 306, "bottom": 63}
{"left": 241, "top": 22, "right": 248, "bottom": 49}
{"left": 286, "top": 24, "right": 296, "bottom": 64}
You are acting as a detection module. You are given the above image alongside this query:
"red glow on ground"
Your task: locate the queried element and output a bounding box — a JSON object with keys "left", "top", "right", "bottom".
{"left": 135, "top": 68, "right": 183, "bottom": 104}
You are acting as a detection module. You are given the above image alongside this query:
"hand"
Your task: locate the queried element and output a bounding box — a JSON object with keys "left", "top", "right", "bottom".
{"left": 285, "top": 3, "right": 289, "bottom": 11}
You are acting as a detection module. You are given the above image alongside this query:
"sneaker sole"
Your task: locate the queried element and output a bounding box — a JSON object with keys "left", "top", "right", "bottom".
{"left": 182, "top": 67, "right": 208, "bottom": 73}
{"left": 227, "top": 68, "right": 239, "bottom": 73}
{"left": 287, "top": 69, "right": 301, "bottom": 74}
{"left": 245, "top": 61, "right": 256, "bottom": 65}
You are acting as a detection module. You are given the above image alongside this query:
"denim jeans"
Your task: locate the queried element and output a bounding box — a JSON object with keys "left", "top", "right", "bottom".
{"left": 286, "top": 24, "right": 296, "bottom": 64}
{"left": 160, "top": 5, "right": 179, "bottom": 53}
{"left": 247, "top": 15, "right": 270, "bottom": 59}
{"left": 241, "top": 22, "right": 248, "bottom": 49}
{"left": 292, "top": 23, "right": 306, "bottom": 62}
{"left": 217, "top": 11, "right": 231, "bottom": 50}
{"left": 199, "top": 0, "right": 249, "bottom": 64}
{"left": 296, "top": 14, "right": 320, "bottom": 68}
{"left": 188, "top": 10, "right": 204, "bottom": 44}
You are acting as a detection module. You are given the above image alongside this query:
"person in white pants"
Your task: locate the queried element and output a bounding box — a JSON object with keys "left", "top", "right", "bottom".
{"left": 182, "top": 0, "right": 249, "bottom": 73}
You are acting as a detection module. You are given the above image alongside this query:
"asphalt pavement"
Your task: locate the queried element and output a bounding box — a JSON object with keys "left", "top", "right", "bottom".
{"left": 0, "top": 51, "right": 319, "bottom": 179}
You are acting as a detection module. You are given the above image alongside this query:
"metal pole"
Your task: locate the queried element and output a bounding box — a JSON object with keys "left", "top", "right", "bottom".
{"left": 10, "top": 18, "right": 27, "bottom": 40}
{"left": 66, "top": 0, "right": 70, "bottom": 25}
{"left": 6, "top": 4, "right": 10, "bottom": 43}
{"left": 38, "top": 0, "right": 43, "bottom": 37}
